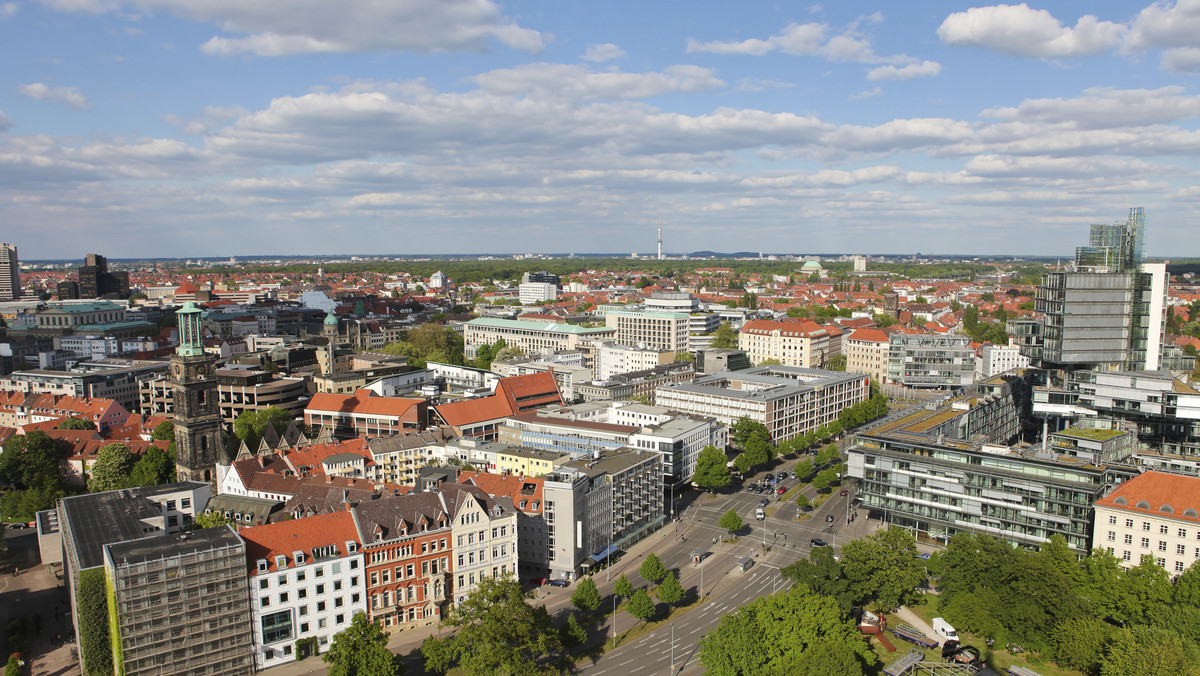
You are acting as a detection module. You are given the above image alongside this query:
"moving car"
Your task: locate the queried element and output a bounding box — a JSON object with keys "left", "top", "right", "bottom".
{"left": 759, "top": 497, "right": 770, "bottom": 507}
{"left": 810, "top": 538, "right": 829, "bottom": 547}
{"left": 840, "top": 488, "right": 849, "bottom": 496}
{"left": 755, "top": 508, "right": 765, "bottom": 520}
{"left": 826, "top": 514, "right": 835, "bottom": 522}
{"left": 548, "top": 579, "right": 570, "bottom": 588}
{"left": 776, "top": 487, "right": 786, "bottom": 494}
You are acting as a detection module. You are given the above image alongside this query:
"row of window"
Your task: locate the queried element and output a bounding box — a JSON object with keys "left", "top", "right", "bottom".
{"left": 1107, "top": 514, "right": 1197, "bottom": 539}
{"left": 1106, "top": 531, "right": 1200, "bottom": 557}
{"left": 257, "top": 560, "right": 358, "bottom": 589}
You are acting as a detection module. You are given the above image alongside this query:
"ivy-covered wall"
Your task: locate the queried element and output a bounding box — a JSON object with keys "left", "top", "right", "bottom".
{"left": 77, "top": 567, "right": 113, "bottom": 676}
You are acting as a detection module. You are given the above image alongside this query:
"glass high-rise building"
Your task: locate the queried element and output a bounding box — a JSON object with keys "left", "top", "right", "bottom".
{"left": 0, "top": 242, "right": 19, "bottom": 301}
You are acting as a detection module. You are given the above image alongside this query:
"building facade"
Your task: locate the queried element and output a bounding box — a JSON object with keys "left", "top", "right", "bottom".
{"left": 0, "top": 242, "right": 19, "bottom": 301}
{"left": 241, "top": 511, "right": 366, "bottom": 669}
{"left": 104, "top": 527, "right": 253, "bottom": 676}
{"left": 171, "top": 302, "right": 224, "bottom": 486}
{"left": 887, "top": 334, "right": 976, "bottom": 388}
{"left": 738, "top": 319, "right": 842, "bottom": 368}
{"left": 605, "top": 310, "right": 690, "bottom": 352}
{"left": 844, "top": 327, "right": 890, "bottom": 385}
{"left": 463, "top": 317, "right": 615, "bottom": 354}
{"left": 1093, "top": 470, "right": 1200, "bottom": 575}
{"left": 655, "top": 365, "right": 869, "bottom": 442}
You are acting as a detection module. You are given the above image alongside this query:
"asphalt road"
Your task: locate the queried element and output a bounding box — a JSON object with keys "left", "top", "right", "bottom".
{"left": 573, "top": 456, "right": 878, "bottom": 676}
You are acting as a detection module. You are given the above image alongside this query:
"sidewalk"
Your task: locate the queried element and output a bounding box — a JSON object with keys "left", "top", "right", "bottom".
{"left": 893, "top": 605, "right": 939, "bottom": 644}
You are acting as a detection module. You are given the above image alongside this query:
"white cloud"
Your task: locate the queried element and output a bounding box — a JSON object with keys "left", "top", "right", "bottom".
{"left": 0, "top": 3, "right": 17, "bottom": 17}
{"left": 582, "top": 43, "right": 624, "bottom": 63}
{"left": 867, "top": 60, "right": 941, "bottom": 81}
{"left": 0, "top": 110, "right": 10, "bottom": 131}
{"left": 16, "top": 83, "right": 91, "bottom": 110}
{"left": 1161, "top": 46, "right": 1200, "bottom": 73}
{"left": 686, "top": 19, "right": 920, "bottom": 67}
{"left": 849, "top": 87, "right": 882, "bottom": 100}
{"left": 735, "top": 78, "right": 794, "bottom": 92}
{"left": 38, "top": 0, "right": 545, "bottom": 55}
{"left": 938, "top": 4, "right": 1126, "bottom": 58}
{"left": 1125, "top": 0, "right": 1200, "bottom": 52}
{"left": 472, "top": 64, "right": 724, "bottom": 100}
{"left": 981, "top": 86, "right": 1200, "bottom": 129}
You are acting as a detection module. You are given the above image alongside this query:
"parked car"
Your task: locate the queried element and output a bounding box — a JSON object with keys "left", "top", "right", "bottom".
{"left": 776, "top": 487, "right": 786, "bottom": 494}
{"left": 548, "top": 579, "right": 570, "bottom": 588}
{"left": 778, "top": 473, "right": 788, "bottom": 481}
{"left": 529, "top": 577, "right": 547, "bottom": 585}
{"left": 759, "top": 498, "right": 770, "bottom": 507}
{"left": 810, "top": 538, "right": 829, "bottom": 547}
{"left": 789, "top": 471, "right": 797, "bottom": 479}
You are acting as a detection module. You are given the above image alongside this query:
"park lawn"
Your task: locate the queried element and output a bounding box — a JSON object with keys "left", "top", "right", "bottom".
{"left": 898, "top": 599, "right": 1085, "bottom": 676}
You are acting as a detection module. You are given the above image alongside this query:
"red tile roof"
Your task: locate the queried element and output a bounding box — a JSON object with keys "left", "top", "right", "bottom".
{"left": 306, "top": 389, "right": 425, "bottom": 420}
{"left": 739, "top": 319, "right": 841, "bottom": 338}
{"left": 1096, "top": 471, "right": 1200, "bottom": 525}
{"left": 240, "top": 510, "right": 361, "bottom": 574}
{"left": 846, "top": 328, "right": 890, "bottom": 344}
{"left": 435, "top": 372, "right": 562, "bottom": 427}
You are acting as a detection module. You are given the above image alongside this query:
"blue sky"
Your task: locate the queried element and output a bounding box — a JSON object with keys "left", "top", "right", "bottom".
{"left": 3, "top": 1, "right": 1200, "bottom": 259}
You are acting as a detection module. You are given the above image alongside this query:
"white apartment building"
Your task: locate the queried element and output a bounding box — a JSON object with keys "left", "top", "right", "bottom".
{"left": 655, "top": 365, "right": 869, "bottom": 442}
{"left": 738, "top": 319, "right": 842, "bottom": 368}
{"left": 463, "top": 317, "right": 615, "bottom": 354}
{"left": 241, "top": 511, "right": 366, "bottom": 670}
{"left": 844, "top": 327, "right": 890, "bottom": 385}
{"left": 449, "top": 484, "right": 519, "bottom": 605}
{"left": 518, "top": 282, "right": 558, "bottom": 304}
{"left": 595, "top": 342, "right": 675, "bottom": 380}
{"left": 605, "top": 310, "right": 690, "bottom": 352}
{"left": 1093, "top": 471, "right": 1200, "bottom": 576}
{"left": 629, "top": 414, "right": 726, "bottom": 492}
{"left": 975, "top": 342, "right": 1032, "bottom": 381}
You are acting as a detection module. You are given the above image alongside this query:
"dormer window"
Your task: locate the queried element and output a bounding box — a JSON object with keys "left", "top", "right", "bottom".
{"left": 275, "top": 555, "right": 288, "bottom": 569}
{"left": 257, "top": 559, "right": 269, "bottom": 574}
{"left": 293, "top": 551, "right": 306, "bottom": 565}
{"left": 346, "top": 541, "right": 358, "bottom": 553}
{"left": 375, "top": 532, "right": 384, "bottom": 542}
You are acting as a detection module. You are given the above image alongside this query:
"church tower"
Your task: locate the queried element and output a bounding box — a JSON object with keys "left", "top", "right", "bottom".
{"left": 170, "top": 302, "right": 222, "bottom": 486}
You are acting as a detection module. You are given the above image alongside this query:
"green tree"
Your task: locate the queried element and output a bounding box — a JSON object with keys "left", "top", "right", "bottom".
{"left": 125, "top": 446, "right": 175, "bottom": 487}
{"left": 1173, "top": 559, "right": 1200, "bottom": 606}
{"left": 87, "top": 443, "right": 136, "bottom": 493}
{"left": 793, "top": 638, "right": 866, "bottom": 676}
{"left": 150, "top": 420, "right": 175, "bottom": 441}
{"left": 673, "top": 350, "right": 695, "bottom": 363}
{"left": 421, "top": 575, "right": 559, "bottom": 676}
{"left": 78, "top": 568, "right": 113, "bottom": 676}
{"left": 1052, "top": 616, "right": 1117, "bottom": 676}
{"left": 561, "top": 612, "right": 587, "bottom": 648}
{"left": 1116, "top": 554, "right": 1173, "bottom": 626}
{"left": 841, "top": 527, "right": 927, "bottom": 612}
{"left": 188, "top": 511, "right": 233, "bottom": 530}
{"left": 692, "top": 445, "right": 731, "bottom": 490}
{"left": 710, "top": 322, "right": 738, "bottom": 349}
{"left": 781, "top": 544, "right": 852, "bottom": 613}
{"left": 5, "top": 655, "right": 20, "bottom": 676}
{"left": 570, "top": 577, "right": 601, "bottom": 613}
{"left": 657, "top": 571, "right": 684, "bottom": 614}
{"left": 626, "top": 588, "right": 656, "bottom": 625}
{"left": 0, "top": 431, "right": 66, "bottom": 492}
{"left": 794, "top": 460, "right": 814, "bottom": 481}
{"left": 233, "top": 407, "right": 294, "bottom": 446}
{"left": 640, "top": 553, "right": 668, "bottom": 586}
{"left": 718, "top": 509, "right": 744, "bottom": 536}
{"left": 56, "top": 417, "right": 96, "bottom": 430}
{"left": 826, "top": 354, "right": 847, "bottom": 371}
{"left": 731, "top": 417, "right": 770, "bottom": 448}
{"left": 324, "top": 611, "right": 402, "bottom": 676}
{"left": 794, "top": 493, "right": 810, "bottom": 512}
{"left": 614, "top": 573, "right": 634, "bottom": 600}
{"left": 1100, "top": 625, "right": 1200, "bottom": 676}
{"left": 1077, "top": 547, "right": 1125, "bottom": 620}
{"left": 698, "top": 585, "right": 874, "bottom": 676}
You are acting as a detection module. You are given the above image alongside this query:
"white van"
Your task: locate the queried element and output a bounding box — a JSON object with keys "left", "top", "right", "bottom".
{"left": 755, "top": 508, "right": 765, "bottom": 520}
{"left": 932, "top": 617, "right": 958, "bottom": 642}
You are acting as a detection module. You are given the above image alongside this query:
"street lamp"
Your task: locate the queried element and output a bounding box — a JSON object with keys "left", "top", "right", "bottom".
{"left": 671, "top": 622, "right": 675, "bottom": 673}
{"left": 611, "top": 591, "right": 617, "bottom": 647}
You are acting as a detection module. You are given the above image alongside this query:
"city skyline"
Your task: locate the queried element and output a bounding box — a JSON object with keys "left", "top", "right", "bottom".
{"left": 3, "top": 1, "right": 1200, "bottom": 258}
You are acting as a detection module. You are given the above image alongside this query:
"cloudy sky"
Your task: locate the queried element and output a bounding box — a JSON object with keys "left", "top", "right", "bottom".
{"left": 3, "top": 1, "right": 1200, "bottom": 259}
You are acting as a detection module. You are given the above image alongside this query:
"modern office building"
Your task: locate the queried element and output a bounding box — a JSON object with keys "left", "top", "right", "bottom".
{"left": 847, "top": 372, "right": 1135, "bottom": 553}
{"left": 0, "top": 242, "right": 19, "bottom": 301}
{"left": 887, "top": 334, "right": 975, "bottom": 388}
{"left": 518, "top": 281, "right": 558, "bottom": 304}
{"left": 541, "top": 448, "right": 664, "bottom": 581}
{"left": 595, "top": 341, "right": 676, "bottom": 380}
{"left": 655, "top": 365, "right": 869, "bottom": 442}
{"left": 605, "top": 310, "right": 691, "bottom": 352}
{"left": 975, "top": 342, "right": 1031, "bottom": 381}
{"left": 1015, "top": 208, "right": 1167, "bottom": 373}
{"left": 104, "top": 527, "right": 254, "bottom": 676}
{"left": 59, "top": 253, "right": 130, "bottom": 299}
{"left": 462, "top": 317, "right": 615, "bottom": 354}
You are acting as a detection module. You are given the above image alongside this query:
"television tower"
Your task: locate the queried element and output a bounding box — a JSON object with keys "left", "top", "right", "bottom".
{"left": 657, "top": 220, "right": 664, "bottom": 260}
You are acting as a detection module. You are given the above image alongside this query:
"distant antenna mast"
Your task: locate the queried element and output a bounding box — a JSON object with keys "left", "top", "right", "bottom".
{"left": 657, "top": 219, "right": 664, "bottom": 260}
